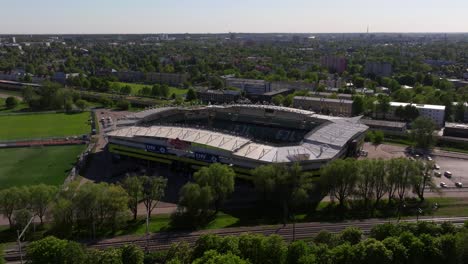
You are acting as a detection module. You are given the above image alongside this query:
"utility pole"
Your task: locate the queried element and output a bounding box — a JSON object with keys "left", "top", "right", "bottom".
{"left": 17, "top": 215, "right": 36, "bottom": 264}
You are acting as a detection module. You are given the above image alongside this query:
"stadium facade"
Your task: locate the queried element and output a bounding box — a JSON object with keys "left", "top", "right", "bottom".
{"left": 106, "top": 105, "right": 368, "bottom": 175}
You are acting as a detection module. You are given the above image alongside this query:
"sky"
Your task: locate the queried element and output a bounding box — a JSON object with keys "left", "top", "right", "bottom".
{"left": 2, "top": 0, "right": 468, "bottom": 34}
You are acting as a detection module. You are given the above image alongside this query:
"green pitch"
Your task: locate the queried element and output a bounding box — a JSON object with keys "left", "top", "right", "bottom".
{"left": 0, "top": 112, "right": 90, "bottom": 140}
{"left": 0, "top": 145, "right": 85, "bottom": 189}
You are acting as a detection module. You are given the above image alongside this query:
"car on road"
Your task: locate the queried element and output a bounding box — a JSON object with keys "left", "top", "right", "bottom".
{"left": 455, "top": 182, "right": 463, "bottom": 188}
{"left": 434, "top": 171, "right": 442, "bottom": 177}
{"left": 433, "top": 164, "right": 440, "bottom": 170}
{"left": 444, "top": 171, "right": 453, "bottom": 178}
{"left": 440, "top": 182, "right": 448, "bottom": 188}
{"left": 427, "top": 156, "right": 433, "bottom": 161}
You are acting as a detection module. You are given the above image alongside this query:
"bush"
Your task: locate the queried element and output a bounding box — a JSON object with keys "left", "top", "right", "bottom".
{"left": 340, "top": 227, "right": 363, "bottom": 245}
{"left": 121, "top": 244, "right": 144, "bottom": 264}
{"left": 5, "top": 97, "right": 19, "bottom": 109}
{"left": 116, "top": 100, "right": 130, "bottom": 110}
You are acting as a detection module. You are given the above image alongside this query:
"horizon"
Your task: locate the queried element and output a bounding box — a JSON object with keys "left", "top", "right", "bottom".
{"left": 2, "top": 0, "right": 468, "bottom": 34}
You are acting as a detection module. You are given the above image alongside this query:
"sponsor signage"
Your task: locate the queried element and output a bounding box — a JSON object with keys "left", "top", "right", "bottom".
{"left": 145, "top": 144, "right": 167, "bottom": 154}
{"left": 194, "top": 152, "right": 219, "bottom": 163}
{"left": 167, "top": 138, "right": 191, "bottom": 150}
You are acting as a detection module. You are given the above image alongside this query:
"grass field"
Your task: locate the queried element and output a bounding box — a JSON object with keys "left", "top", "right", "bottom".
{"left": 0, "top": 112, "right": 90, "bottom": 140}
{"left": 0, "top": 145, "right": 85, "bottom": 189}
{"left": 111, "top": 82, "right": 188, "bottom": 96}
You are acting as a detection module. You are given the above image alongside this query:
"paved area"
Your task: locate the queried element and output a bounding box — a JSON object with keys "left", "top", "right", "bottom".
{"left": 363, "top": 142, "right": 468, "bottom": 192}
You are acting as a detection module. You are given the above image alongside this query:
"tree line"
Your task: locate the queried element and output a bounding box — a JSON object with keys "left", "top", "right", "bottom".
{"left": 321, "top": 158, "right": 435, "bottom": 210}
{"left": 22, "top": 221, "right": 468, "bottom": 264}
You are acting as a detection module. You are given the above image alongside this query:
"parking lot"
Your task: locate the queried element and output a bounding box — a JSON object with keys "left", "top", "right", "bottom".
{"left": 432, "top": 156, "right": 467, "bottom": 189}
{"left": 363, "top": 143, "right": 468, "bottom": 193}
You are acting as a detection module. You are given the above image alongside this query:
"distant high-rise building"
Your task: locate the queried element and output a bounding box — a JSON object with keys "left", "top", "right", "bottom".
{"left": 12, "top": 37, "right": 16, "bottom": 43}
{"left": 364, "top": 61, "right": 393, "bottom": 77}
{"left": 320, "top": 56, "right": 347, "bottom": 74}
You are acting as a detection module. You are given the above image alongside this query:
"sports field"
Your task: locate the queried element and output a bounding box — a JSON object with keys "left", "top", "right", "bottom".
{"left": 0, "top": 112, "right": 90, "bottom": 140}
{"left": 0, "top": 145, "right": 85, "bottom": 189}
{"left": 111, "top": 82, "right": 188, "bottom": 96}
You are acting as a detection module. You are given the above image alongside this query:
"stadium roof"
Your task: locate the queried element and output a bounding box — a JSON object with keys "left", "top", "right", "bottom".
{"left": 304, "top": 118, "right": 368, "bottom": 148}
{"left": 107, "top": 125, "right": 251, "bottom": 152}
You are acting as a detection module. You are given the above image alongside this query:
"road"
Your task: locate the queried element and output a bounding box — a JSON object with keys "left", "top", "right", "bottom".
{"left": 5, "top": 216, "right": 468, "bottom": 262}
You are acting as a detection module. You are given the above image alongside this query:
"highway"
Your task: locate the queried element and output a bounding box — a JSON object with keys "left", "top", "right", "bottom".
{"left": 5, "top": 216, "right": 468, "bottom": 262}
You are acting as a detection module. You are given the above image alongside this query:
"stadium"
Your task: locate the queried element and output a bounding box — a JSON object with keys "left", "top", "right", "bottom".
{"left": 106, "top": 104, "right": 368, "bottom": 175}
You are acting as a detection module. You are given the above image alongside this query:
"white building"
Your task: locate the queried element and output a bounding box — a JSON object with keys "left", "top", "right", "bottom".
{"left": 389, "top": 102, "right": 445, "bottom": 127}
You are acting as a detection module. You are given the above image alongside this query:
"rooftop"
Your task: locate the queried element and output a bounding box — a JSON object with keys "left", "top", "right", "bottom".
{"left": 390, "top": 102, "right": 446, "bottom": 110}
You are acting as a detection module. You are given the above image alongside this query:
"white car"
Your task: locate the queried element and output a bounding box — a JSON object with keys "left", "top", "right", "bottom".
{"left": 433, "top": 164, "right": 440, "bottom": 170}
{"left": 440, "top": 182, "right": 448, "bottom": 188}
{"left": 427, "top": 156, "right": 433, "bottom": 161}
{"left": 455, "top": 182, "right": 463, "bottom": 188}
{"left": 444, "top": 171, "right": 452, "bottom": 178}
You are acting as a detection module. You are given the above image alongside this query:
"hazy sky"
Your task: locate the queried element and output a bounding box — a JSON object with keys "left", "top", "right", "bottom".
{"left": 2, "top": 0, "right": 468, "bottom": 34}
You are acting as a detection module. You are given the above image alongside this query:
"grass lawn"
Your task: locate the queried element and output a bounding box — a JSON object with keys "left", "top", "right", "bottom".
{"left": 0, "top": 112, "right": 90, "bottom": 140}
{"left": 0, "top": 145, "right": 85, "bottom": 189}
{"left": 0, "top": 98, "right": 29, "bottom": 113}
{"left": 111, "top": 82, "right": 188, "bottom": 96}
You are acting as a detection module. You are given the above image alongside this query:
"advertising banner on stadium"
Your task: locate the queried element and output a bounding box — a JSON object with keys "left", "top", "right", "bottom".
{"left": 145, "top": 144, "right": 168, "bottom": 154}
{"left": 194, "top": 152, "right": 219, "bottom": 163}
{"left": 167, "top": 138, "right": 191, "bottom": 150}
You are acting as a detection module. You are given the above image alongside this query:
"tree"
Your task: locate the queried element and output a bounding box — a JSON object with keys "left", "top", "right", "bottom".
{"left": 252, "top": 164, "right": 313, "bottom": 223}
{"left": 141, "top": 176, "right": 167, "bottom": 219}
{"left": 0, "top": 187, "right": 22, "bottom": 227}
{"left": 121, "top": 244, "right": 144, "bottom": 264}
{"left": 404, "top": 105, "right": 419, "bottom": 121}
{"left": 121, "top": 176, "right": 143, "bottom": 220}
{"left": 321, "top": 159, "right": 359, "bottom": 207}
{"left": 410, "top": 117, "right": 436, "bottom": 149}
{"left": 193, "top": 250, "right": 248, "bottom": 264}
{"left": 372, "top": 159, "right": 387, "bottom": 206}
{"left": 186, "top": 88, "right": 197, "bottom": 101}
{"left": 352, "top": 96, "right": 365, "bottom": 115}
{"left": 28, "top": 184, "right": 58, "bottom": 224}
{"left": 193, "top": 163, "right": 235, "bottom": 213}
{"left": 377, "top": 94, "right": 391, "bottom": 119}
{"left": 26, "top": 236, "right": 68, "bottom": 264}
{"left": 272, "top": 95, "right": 284, "bottom": 106}
{"left": 395, "top": 106, "right": 405, "bottom": 121}
{"left": 116, "top": 100, "right": 130, "bottom": 110}
{"left": 371, "top": 130, "right": 384, "bottom": 148}
{"left": 411, "top": 160, "right": 435, "bottom": 202}
{"left": 75, "top": 99, "right": 87, "bottom": 112}
{"left": 120, "top": 85, "right": 132, "bottom": 95}
{"left": 5, "top": 96, "right": 19, "bottom": 109}
{"left": 340, "top": 227, "right": 363, "bottom": 245}
{"left": 178, "top": 183, "right": 213, "bottom": 217}
{"left": 287, "top": 240, "right": 310, "bottom": 264}
{"left": 455, "top": 102, "right": 466, "bottom": 122}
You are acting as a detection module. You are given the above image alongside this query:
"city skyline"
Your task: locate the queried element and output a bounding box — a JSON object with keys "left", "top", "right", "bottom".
{"left": 2, "top": 0, "right": 468, "bottom": 34}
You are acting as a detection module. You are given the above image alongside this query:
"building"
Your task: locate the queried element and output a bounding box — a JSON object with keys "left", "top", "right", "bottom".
{"left": 444, "top": 123, "right": 468, "bottom": 138}
{"left": 318, "top": 78, "right": 345, "bottom": 89}
{"left": 224, "top": 78, "right": 272, "bottom": 94}
{"left": 293, "top": 96, "right": 353, "bottom": 117}
{"left": 108, "top": 105, "right": 368, "bottom": 172}
{"left": 51, "top": 72, "right": 80, "bottom": 84}
{"left": 447, "top": 79, "right": 468, "bottom": 89}
{"left": 364, "top": 61, "right": 393, "bottom": 77}
{"left": 387, "top": 102, "right": 446, "bottom": 127}
{"left": 197, "top": 89, "right": 241, "bottom": 104}
{"left": 113, "top": 71, "right": 145, "bottom": 82}
{"left": 248, "top": 89, "right": 293, "bottom": 103}
{"left": 308, "top": 92, "right": 353, "bottom": 100}
{"left": 320, "top": 56, "right": 347, "bottom": 74}
{"left": 271, "top": 81, "right": 316, "bottom": 91}
{"left": 360, "top": 119, "right": 407, "bottom": 135}
{"left": 146, "top": 72, "right": 189, "bottom": 86}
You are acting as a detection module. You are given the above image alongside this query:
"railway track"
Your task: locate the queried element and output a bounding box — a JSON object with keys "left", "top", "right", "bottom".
{"left": 5, "top": 216, "right": 468, "bottom": 262}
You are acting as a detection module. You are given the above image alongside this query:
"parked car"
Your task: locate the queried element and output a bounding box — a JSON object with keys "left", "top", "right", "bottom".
{"left": 440, "top": 182, "right": 448, "bottom": 188}
{"left": 427, "top": 156, "right": 433, "bottom": 161}
{"left": 433, "top": 164, "right": 440, "bottom": 170}
{"left": 455, "top": 182, "right": 463, "bottom": 188}
{"left": 434, "top": 171, "right": 442, "bottom": 177}
{"left": 444, "top": 171, "right": 452, "bottom": 178}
